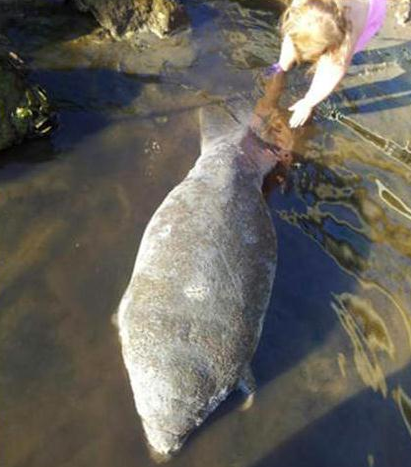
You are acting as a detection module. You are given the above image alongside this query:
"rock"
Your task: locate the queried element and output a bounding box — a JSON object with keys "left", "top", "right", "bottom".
{"left": 0, "top": 36, "right": 53, "bottom": 152}
{"left": 70, "top": 0, "right": 188, "bottom": 39}
{"left": 396, "top": 0, "right": 411, "bottom": 25}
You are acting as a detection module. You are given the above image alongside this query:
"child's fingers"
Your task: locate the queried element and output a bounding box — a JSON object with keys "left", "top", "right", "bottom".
{"left": 289, "top": 110, "right": 301, "bottom": 126}
{"left": 288, "top": 100, "right": 304, "bottom": 112}
{"left": 289, "top": 115, "right": 300, "bottom": 128}
{"left": 289, "top": 112, "right": 306, "bottom": 128}
{"left": 289, "top": 103, "right": 312, "bottom": 127}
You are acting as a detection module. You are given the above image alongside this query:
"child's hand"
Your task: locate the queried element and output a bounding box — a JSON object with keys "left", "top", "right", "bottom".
{"left": 288, "top": 99, "right": 313, "bottom": 127}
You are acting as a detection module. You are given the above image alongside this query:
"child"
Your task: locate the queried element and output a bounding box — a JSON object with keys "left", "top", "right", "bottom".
{"left": 274, "top": 0, "right": 387, "bottom": 127}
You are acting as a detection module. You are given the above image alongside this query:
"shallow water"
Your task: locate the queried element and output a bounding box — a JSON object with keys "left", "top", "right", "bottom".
{"left": 1, "top": 2, "right": 411, "bottom": 467}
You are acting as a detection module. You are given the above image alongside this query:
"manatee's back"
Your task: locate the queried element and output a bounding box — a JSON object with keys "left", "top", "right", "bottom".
{"left": 118, "top": 109, "right": 277, "bottom": 456}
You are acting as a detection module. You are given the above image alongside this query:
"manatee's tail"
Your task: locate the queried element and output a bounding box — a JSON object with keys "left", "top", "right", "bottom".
{"left": 199, "top": 96, "right": 251, "bottom": 152}
{"left": 199, "top": 102, "right": 278, "bottom": 180}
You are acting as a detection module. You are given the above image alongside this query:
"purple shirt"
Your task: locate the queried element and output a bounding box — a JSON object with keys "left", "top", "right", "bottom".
{"left": 354, "top": 0, "right": 387, "bottom": 53}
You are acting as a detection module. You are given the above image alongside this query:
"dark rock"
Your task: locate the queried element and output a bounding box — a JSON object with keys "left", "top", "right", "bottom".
{"left": 70, "top": 0, "right": 188, "bottom": 39}
{"left": 0, "top": 36, "right": 53, "bottom": 152}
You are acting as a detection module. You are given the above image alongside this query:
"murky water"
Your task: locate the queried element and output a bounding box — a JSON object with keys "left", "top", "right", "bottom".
{"left": 1, "top": 2, "right": 411, "bottom": 466}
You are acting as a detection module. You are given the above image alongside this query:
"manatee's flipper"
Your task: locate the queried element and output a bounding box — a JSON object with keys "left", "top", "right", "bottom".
{"left": 111, "top": 312, "right": 119, "bottom": 329}
{"left": 149, "top": 446, "right": 172, "bottom": 465}
{"left": 238, "top": 365, "right": 256, "bottom": 412}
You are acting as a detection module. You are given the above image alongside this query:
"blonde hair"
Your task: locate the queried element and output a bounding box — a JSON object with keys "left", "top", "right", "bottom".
{"left": 281, "top": 0, "right": 351, "bottom": 64}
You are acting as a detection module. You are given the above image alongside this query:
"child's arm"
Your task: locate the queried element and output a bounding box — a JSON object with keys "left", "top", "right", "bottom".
{"left": 305, "top": 54, "right": 348, "bottom": 107}
{"left": 289, "top": 54, "right": 348, "bottom": 127}
{"left": 278, "top": 34, "right": 298, "bottom": 71}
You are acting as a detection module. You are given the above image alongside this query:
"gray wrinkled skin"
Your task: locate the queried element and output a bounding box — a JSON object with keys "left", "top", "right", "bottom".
{"left": 118, "top": 106, "right": 277, "bottom": 457}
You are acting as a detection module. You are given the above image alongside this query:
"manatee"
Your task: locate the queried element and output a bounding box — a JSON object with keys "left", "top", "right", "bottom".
{"left": 117, "top": 103, "right": 277, "bottom": 457}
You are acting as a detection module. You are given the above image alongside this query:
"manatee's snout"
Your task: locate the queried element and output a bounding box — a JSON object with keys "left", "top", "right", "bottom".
{"left": 143, "top": 423, "right": 186, "bottom": 459}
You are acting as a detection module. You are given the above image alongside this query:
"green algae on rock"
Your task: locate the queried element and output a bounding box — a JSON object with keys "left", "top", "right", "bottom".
{"left": 70, "top": 0, "right": 188, "bottom": 39}
{"left": 0, "top": 37, "right": 53, "bottom": 152}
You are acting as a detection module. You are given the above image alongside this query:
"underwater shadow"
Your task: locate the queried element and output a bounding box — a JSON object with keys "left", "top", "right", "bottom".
{"left": 3, "top": 2, "right": 98, "bottom": 53}
{"left": 350, "top": 40, "right": 411, "bottom": 66}
{"left": 256, "top": 156, "right": 372, "bottom": 386}
{"left": 185, "top": 0, "right": 220, "bottom": 29}
{"left": 251, "top": 364, "right": 411, "bottom": 467}
{"left": 336, "top": 40, "right": 411, "bottom": 115}
{"left": 0, "top": 138, "right": 56, "bottom": 177}
{"left": 0, "top": 66, "right": 149, "bottom": 176}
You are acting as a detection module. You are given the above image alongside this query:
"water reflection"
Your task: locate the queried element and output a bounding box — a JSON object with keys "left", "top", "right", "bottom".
{"left": 252, "top": 365, "right": 411, "bottom": 467}
{"left": 332, "top": 292, "right": 395, "bottom": 397}
{"left": 394, "top": 386, "right": 411, "bottom": 439}
{"left": 338, "top": 40, "right": 411, "bottom": 115}
{"left": 376, "top": 178, "right": 411, "bottom": 222}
